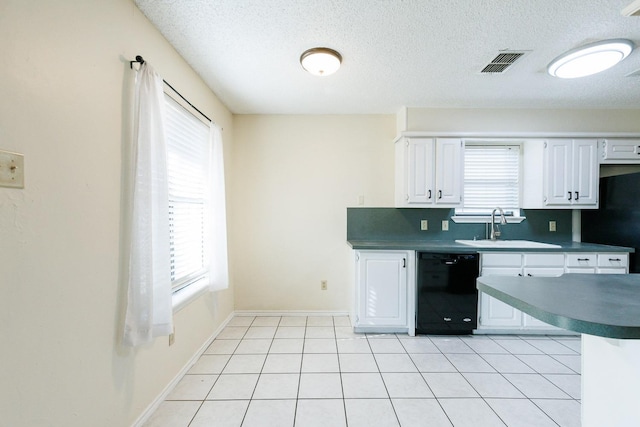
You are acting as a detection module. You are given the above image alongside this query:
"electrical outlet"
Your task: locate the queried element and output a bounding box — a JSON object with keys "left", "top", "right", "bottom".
{"left": 321, "top": 280, "right": 328, "bottom": 290}
{"left": 357, "top": 195, "right": 364, "bottom": 206}
{"left": 168, "top": 328, "right": 175, "bottom": 346}
{"left": 549, "top": 221, "right": 557, "bottom": 232}
{"left": 442, "top": 220, "right": 449, "bottom": 231}
{"left": 420, "top": 220, "right": 428, "bottom": 231}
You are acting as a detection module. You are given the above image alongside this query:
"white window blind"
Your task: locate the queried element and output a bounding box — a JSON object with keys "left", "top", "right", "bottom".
{"left": 164, "top": 94, "right": 209, "bottom": 291}
{"left": 462, "top": 144, "right": 521, "bottom": 211}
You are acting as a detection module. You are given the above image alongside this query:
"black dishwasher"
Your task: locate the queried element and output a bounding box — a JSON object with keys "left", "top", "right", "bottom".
{"left": 416, "top": 253, "right": 479, "bottom": 335}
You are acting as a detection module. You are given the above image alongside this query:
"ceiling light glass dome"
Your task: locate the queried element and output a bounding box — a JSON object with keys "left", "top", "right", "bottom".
{"left": 547, "top": 39, "right": 635, "bottom": 78}
{"left": 300, "top": 47, "right": 342, "bottom": 76}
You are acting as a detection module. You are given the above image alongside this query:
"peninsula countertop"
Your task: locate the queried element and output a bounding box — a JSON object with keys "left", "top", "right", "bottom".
{"left": 476, "top": 274, "right": 640, "bottom": 339}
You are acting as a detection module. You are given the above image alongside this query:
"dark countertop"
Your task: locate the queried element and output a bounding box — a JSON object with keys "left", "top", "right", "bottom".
{"left": 477, "top": 274, "right": 640, "bottom": 339}
{"left": 347, "top": 239, "right": 634, "bottom": 253}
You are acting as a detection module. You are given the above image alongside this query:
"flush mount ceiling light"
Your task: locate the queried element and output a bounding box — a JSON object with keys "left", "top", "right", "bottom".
{"left": 547, "top": 39, "right": 635, "bottom": 78}
{"left": 300, "top": 47, "right": 342, "bottom": 76}
{"left": 622, "top": 0, "right": 640, "bottom": 16}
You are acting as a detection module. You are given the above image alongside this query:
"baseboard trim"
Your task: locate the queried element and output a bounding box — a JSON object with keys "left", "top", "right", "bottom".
{"left": 233, "top": 310, "right": 350, "bottom": 317}
{"left": 131, "top": 311, "right": 235, "bottom": 427}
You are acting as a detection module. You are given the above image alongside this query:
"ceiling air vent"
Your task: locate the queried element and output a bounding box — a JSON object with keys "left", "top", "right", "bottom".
{"left": 481, "top": 51, "right": 526, "bottom": 74}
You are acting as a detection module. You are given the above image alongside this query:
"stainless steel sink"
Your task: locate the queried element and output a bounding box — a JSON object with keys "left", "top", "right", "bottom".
{"left": 455, "top": 239, "right": 561, "bottom": 249}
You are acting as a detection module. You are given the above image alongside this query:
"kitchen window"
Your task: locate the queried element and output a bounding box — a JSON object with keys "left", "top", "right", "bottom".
{"left": 453, "top": 142, "right": 524, "bottom": 222}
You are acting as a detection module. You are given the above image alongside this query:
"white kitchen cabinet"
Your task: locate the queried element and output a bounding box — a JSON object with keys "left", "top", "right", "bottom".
{"left": 599, "top": 139, "right": 640, "bottom": 164}
{"left": 565, "top": 253, "right": 597, "bottom": 274}
{"left": 478, "top": 250, "right": 629, "bottom": 333}
{"left": 544, "top": 139, "right": 598, "bottom": 207}
{"left": 354, "top": 250, "right": 415, "bottom": 334}
{"left": 435, "top": 138, "right": 463, "bottom": 204}
{"left": 522, "top": 253, "right": 565, "bottom": 329}
{"left": 395, "top": 137, "right": 463, "bottom": 207}
{"left": 478, "top": 253, "right": 523, "bottom": 328}
{"left": 596, "top": 253, "right": 629, "bottom": 274}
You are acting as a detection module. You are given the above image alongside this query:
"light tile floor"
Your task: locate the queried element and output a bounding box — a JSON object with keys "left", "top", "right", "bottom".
{"left": 144, "top": 316, "right": 581, "bottom": 427}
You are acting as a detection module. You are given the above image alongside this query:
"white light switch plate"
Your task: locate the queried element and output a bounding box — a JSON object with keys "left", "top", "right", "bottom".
{"left": 442, "top": 220, "right": 449, "bottom": 231}
{"left": 0, "top": 150, "right": 24, "bottom": 188}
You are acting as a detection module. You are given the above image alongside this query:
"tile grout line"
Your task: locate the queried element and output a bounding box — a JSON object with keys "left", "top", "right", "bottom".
{"left": 482, "top": 335, "right": 578, "bottom": 424}
{"left": 151, "top": 318, "right": 582, "bottom": 427}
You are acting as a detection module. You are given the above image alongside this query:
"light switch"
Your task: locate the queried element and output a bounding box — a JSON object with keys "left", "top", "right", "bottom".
{"left": 442, "top": 220, "right": 449, "bottom": 231}
{"left": 549, "top": 221, "right": 557, "bottom": 232}
{"left": 0, "top": 150, "right": 24, "bottom": 188}
{"left": 420, "top": 220, "right": 428, "bottom": 231}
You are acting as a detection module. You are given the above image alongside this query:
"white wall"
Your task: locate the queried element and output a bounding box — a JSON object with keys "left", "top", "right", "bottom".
{"left": 231, "top": 115, "right": 395, "bottom": 311}
{"left": 0, "top": 1, "right": 234, "bottom": 426}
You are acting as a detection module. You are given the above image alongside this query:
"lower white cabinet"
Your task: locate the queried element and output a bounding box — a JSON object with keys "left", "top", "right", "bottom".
{"left": 354, "top": 250, "right": 415, "bottom": 335}
{"left": 478, "top": 251, "right": 629, "bottom": 333}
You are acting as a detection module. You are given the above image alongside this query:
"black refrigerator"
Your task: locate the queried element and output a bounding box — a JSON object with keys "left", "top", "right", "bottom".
{"left": 582, "top": 171, "right": 640, "bottom": 273}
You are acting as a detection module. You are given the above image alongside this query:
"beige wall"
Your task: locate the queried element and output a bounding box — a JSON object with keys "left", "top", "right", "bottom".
{"left": 231, "top": 115, "right": 395, "bottom": 311}
{"left": 0, "top": 1, "right": 234, "bottom": 426}
{"left": 404, "top": 108, "right": 640, "bottom": 134}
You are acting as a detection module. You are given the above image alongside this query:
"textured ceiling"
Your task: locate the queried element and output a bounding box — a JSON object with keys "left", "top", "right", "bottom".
{"left": 134, "top": 0, "right": 640, "bottom": 114}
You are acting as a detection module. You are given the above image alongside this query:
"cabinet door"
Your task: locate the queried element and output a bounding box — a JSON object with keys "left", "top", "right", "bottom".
{"left": 356, "top": 252, "right": 408, "bottom": 327}
{"left": 479, "top": 267, "right": 523, "bottom": 328}
{"left": 435, "top": 138, "right": 462, "bottom": 205}
{"left": 601, "top": 139, "right": 640, "bottom": 163}
{"left": 572, "top": 139, "right": 598, "bottom": 206}
{"left": 522, "top": 267, "right": 564, "bottom": 329}
{"left": 544, "top": 139, "right": 572, "bottom": 205}
{"left": 407, "top": 138, "right": 435, "bottom": 204}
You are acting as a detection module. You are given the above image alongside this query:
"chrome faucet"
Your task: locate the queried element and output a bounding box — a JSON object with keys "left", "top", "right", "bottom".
{"left": 490, "top": 207, "right": 507, "bottom": 240}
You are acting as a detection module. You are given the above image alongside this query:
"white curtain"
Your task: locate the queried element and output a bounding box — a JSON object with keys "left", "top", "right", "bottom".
{"left": 206, "top": 123, "right": 229, "bottom": 291}
{"left": 124, "top": 62, "right": 173, "bottom": 347}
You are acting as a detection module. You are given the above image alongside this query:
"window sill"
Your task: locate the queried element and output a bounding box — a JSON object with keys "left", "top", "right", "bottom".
{"left": 172, "top": 279, "right": 209, "bottom": 313}
{"left": 451, "top": 215, "right": 526, "bottom": 224}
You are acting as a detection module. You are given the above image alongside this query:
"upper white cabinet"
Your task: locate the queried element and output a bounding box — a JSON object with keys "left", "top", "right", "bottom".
{"left": 544, "top": 139, "right": 598, "bottom": 208}
{"left": 395, "top": 137, "right": 463, "bottom": 207}
{"left": 599, "top": 139, "right": 640, "bottom": 163}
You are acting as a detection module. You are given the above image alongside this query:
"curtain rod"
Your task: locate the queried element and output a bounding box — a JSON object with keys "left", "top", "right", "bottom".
{"left": 130, "top": 55, "right": 214, "bottom": 125}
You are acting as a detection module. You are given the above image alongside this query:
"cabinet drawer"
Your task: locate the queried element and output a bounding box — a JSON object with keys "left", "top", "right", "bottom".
{"left": 524, "top": 267, "right": 565, "bottom": 277}
{"left": 523, "top": 253, "right": 565, "bottom": 267}
{"left": 566, "top": 253, "right": 597, "bottom": 267}
{"left": 597, "top": 253, "right": 628, "bottom": 268}
{"left": 481, "top": 267, "right": 523, "bottom": 276}
{"left": 481, "top": 253, "right": 522, "bottom": 267}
